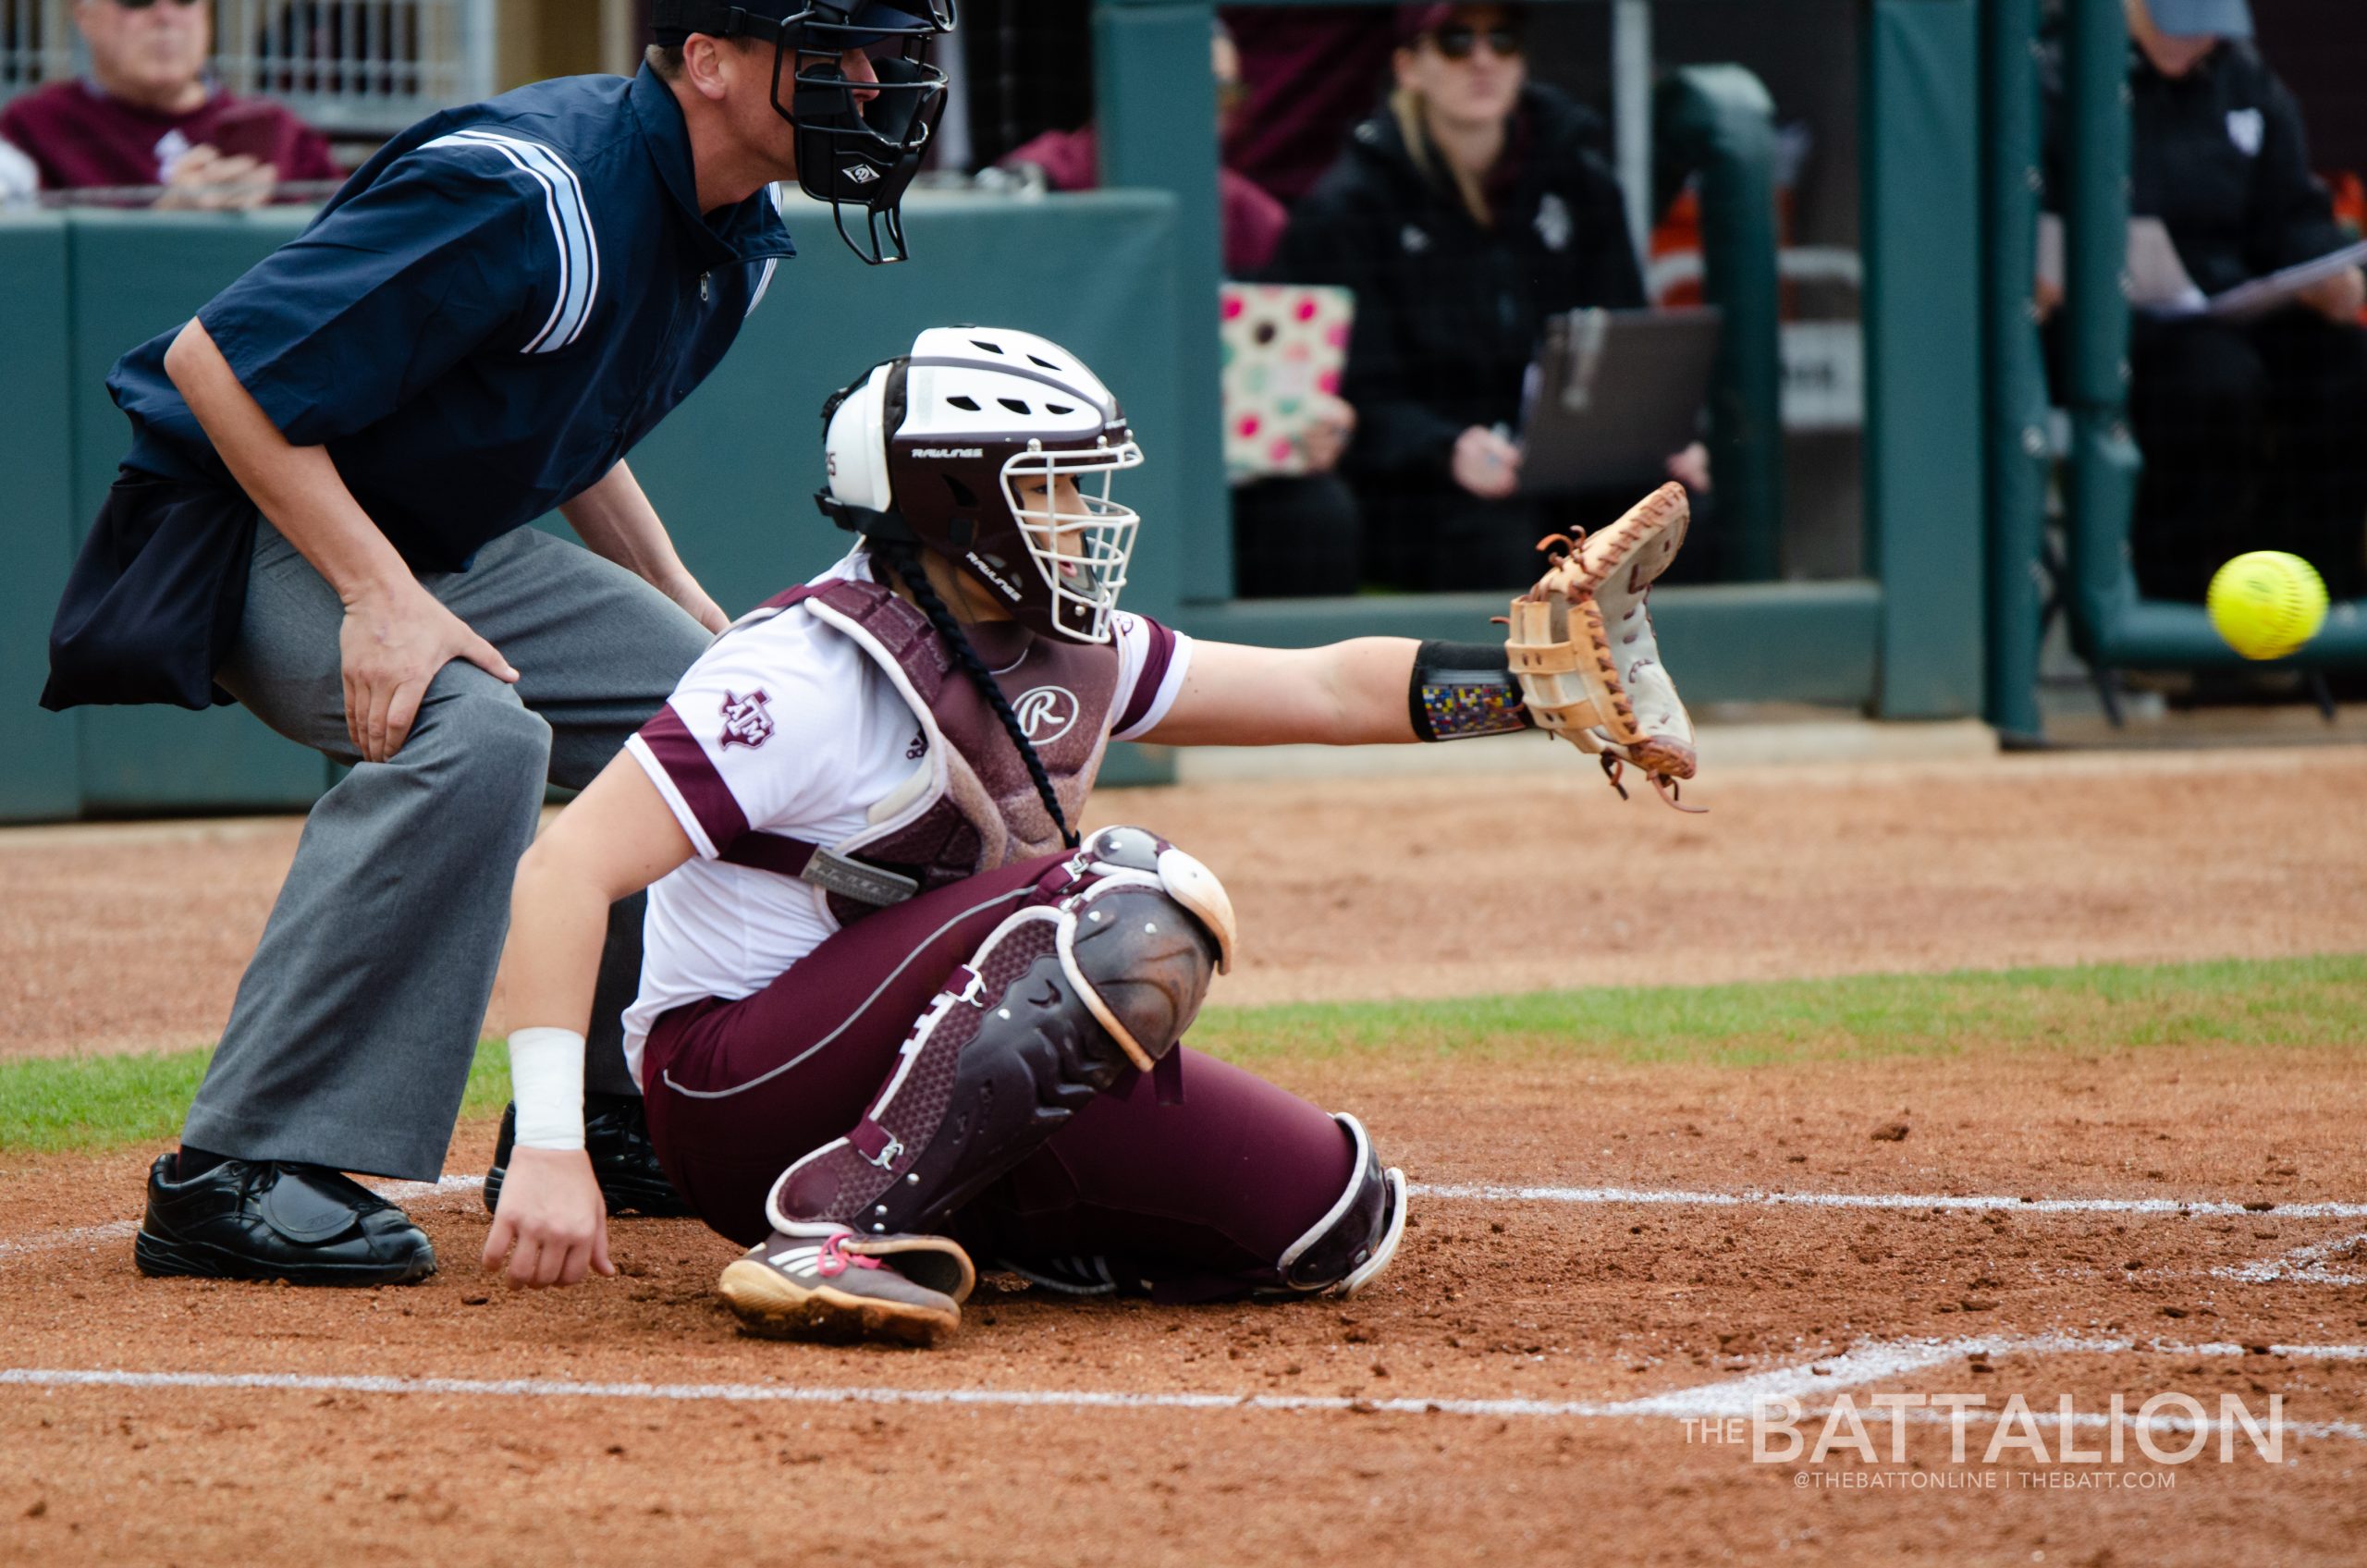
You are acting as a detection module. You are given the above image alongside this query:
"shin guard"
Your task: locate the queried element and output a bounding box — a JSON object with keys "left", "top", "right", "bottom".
{"left": 767, "top": 831, "right": 1225, "bottom": 1242}
{"left": 979, "top": 1110, "right": 1410, "bottom": 1304}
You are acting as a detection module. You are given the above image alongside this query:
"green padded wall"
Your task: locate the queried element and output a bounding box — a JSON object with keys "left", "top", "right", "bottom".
{"left": 1861, "top": 0, "right": 1987, "bottom": 719}
{"left": 0, "top": 219, "right": 82, "bottom": 820}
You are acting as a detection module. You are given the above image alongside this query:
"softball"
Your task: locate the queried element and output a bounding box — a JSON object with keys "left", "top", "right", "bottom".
{"left": 2206, "top": 551, "right": 2328, "bottom": 661}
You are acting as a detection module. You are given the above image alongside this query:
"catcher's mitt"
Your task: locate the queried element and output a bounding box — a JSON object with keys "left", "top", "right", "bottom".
{"left": 1505, "top": 483, "right": 1701, "bottom": 811}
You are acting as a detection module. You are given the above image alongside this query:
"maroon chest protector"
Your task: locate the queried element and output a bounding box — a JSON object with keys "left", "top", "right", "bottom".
{"left": 719, "top": 578, "right": 1121, "bottom": 929}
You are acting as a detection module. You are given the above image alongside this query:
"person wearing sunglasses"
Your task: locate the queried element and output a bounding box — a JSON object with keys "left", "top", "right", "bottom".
{"left": 1271, "top": 3, "right": 1709, "bottom": 592}
{"left": 45, "top": 3, "right": 960, "bottom": 1292}
{"left": 0, "top": 0, "right": 339, "bottom": 207}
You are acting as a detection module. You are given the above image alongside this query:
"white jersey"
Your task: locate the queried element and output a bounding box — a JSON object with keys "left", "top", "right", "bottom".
{"left": 618, "top": 550, "right": 1193, "bottom": 1084}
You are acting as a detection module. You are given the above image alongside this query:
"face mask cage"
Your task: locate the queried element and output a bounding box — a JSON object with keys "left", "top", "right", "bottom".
{"left": 769, "top": 3, "right": 954, "bottom": 263}
{"left": 1000, "top": 437, "right": 1144, "bottom": 644}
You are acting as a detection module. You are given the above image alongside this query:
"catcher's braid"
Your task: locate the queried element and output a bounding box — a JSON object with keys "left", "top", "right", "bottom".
{"left": 875, "top": 538, "right": 1081, "bottom": 851}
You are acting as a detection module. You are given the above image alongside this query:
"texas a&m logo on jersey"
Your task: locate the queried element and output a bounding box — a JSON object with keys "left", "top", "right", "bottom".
{"left": 1012, "top": 685, "right": 1080, "bottom": 745}
{"left": 718, "top": 689, "right": 776, "bottom": 750}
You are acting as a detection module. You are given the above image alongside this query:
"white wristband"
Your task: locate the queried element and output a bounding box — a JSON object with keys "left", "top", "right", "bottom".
{"left": 507, "top": 1027, "right": 587, "bottom": 1151}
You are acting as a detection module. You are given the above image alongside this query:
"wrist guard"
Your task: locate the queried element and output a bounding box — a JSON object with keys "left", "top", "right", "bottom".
{"left": 1408, "top": 641, "right": 1533, "bottom": 741}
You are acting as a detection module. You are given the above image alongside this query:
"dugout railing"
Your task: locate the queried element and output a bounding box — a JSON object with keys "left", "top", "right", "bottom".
{"left": 1983, "top": 0, "right": 2367, "bottom": 745}
{"left": 1097, "top": 0, "right": 1985, "bottom": 733}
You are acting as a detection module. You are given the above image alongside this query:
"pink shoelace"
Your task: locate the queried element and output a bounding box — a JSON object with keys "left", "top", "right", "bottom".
{"left": 815, "top": 1231, "right": 883, "bottom": 1278}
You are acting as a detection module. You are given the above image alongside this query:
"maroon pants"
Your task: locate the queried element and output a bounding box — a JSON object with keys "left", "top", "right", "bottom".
{"left": 640, "top": 853, "right": 1354, "bottom": 1288}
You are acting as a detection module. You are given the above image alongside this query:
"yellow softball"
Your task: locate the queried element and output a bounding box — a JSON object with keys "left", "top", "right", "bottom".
{"left": 2206, "top": 551, "right": 2328, "bottom": 661}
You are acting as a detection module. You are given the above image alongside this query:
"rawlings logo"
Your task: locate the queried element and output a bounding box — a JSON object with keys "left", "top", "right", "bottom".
{"left": 718, "top": 689, "right": 775, "bottom": 750}
{"left": 911, "top": 447, "right": 986, "bottom": 459}
{"left": 1012, "top": 685, "right": 1080, "bottom": 745}
{"left": 965, "top": 552, "right": 1024, "bottom": 601}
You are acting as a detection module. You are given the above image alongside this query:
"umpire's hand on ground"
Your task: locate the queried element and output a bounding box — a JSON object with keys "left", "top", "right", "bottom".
{"left": 340, "top": 579, "right": 520, "bottom": 762}
{"left": 482, "top": 1146, "right": 616, "bottom": 1289}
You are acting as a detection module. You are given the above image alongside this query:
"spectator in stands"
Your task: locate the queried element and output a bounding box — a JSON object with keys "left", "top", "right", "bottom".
{"left": 0, "top": 0, "right": 340, "bottom": 207}
{"left": 2059, "top": 0, "right": 2367, "bottom": 602}
{"left": 1272, "top": 3, "right": 1705, "bottom": 592}
{"left": 995, "top": 22, "right": 1287, "bottom": 277}
{"left": 1220, "top": 6, "right": 1401, "bottom": 208}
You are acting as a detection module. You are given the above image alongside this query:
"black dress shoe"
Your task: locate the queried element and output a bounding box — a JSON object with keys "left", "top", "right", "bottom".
{"left": 483, "top": 1095, "right": 693, "bottom": 1219}
{"left": 135, "top": 1153, "right": 436, "bottom": 1286}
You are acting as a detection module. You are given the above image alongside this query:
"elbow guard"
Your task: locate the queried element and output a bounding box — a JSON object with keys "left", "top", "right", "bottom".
{"left": 1409, "top": 640, "right": 1534, "bottom": 741}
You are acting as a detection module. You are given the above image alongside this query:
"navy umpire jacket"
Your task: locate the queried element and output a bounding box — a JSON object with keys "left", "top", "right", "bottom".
{"left": 43, "top": 64, "right": 793, "bottom": 711}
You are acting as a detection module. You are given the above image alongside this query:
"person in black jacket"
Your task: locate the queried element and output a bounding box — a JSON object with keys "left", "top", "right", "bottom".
{"left": 1270, "top": 3, "right": 1704, "bottom": 591}
{"left": 2056, "top": 0, "right": 2367, "bottom": 601}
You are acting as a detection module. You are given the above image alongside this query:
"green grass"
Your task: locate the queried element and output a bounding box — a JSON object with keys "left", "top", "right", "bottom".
{"left": 3, "top": 957, "right": 2361, "bottom": 1155}
{"left": 1189, "top": 955, "right": 2367, "bottom": 1068}
{"left": 0, "top": 1038, "right": 514, "bottom": 1157}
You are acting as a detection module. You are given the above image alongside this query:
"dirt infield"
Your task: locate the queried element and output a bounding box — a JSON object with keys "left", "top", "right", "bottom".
{"left": 6, "top": 743, "right": 2367, "bottom": 1058}
{"left": 3, "top": 742, "right": 2366, "bottom": 1563}
{"left": 5, "top": 1042, "right": 2365, "bottom": 1564}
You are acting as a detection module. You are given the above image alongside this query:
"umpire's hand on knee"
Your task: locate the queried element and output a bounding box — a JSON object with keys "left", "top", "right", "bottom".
{"left": 340, "top": 579, "right": 519, "bottom": 763}
{"left": 482, "top": 1146, "right": 615, "bottom": 1289}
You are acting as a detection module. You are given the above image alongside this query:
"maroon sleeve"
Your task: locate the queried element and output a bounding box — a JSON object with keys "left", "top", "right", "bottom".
{"left": 1113, "top": 616, "right": 1182, "bottom": 737}
{"left": 636, "top": 703, "right": 753, "bottom": 852}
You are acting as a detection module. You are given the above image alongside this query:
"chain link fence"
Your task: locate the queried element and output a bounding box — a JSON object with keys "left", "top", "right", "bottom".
{"left": 1, "top": 0, "right": 491, "bottom": 135}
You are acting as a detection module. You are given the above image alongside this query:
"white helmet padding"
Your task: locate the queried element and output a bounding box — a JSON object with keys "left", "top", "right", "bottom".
{"left": 823, "top": 361, "right": 896, "bottom": 514}
{"left": 816, "top": 326, "right": 1146, "bottom": 644}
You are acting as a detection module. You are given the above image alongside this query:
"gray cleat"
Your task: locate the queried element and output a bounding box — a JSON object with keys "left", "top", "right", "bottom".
{"left": 717, "top": 1227, "right": 976, "bottom": 1348}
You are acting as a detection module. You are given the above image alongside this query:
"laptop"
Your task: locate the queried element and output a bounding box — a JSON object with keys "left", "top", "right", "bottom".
{"left": 1518, "top": 306, "right": 1721, "bottom": 494}
{"left": 1219, "top": 282, "right": 1355, "bottom": 482}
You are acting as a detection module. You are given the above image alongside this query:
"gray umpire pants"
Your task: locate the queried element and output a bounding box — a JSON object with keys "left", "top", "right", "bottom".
{"left": 183, "top": 520, "right": 714, "bottom": 1181}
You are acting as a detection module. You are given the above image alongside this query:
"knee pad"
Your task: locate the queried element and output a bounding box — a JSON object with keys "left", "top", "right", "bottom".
{"left": 767, "top": 832, "right": 1230, "bottom": 1242}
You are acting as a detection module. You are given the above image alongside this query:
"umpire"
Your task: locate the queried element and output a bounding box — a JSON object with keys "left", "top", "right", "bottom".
{"left": 40, "top": 2, "right": 955, "bottom": 1286}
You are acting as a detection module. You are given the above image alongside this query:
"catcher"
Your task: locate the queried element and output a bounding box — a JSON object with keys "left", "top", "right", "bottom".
{"left": 481, "top": 325, "right": 1697, "bottom": 1344}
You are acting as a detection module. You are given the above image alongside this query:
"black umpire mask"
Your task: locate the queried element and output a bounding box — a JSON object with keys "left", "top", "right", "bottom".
{"left": 651, "top": 0, "right": 955, "bottom": 264}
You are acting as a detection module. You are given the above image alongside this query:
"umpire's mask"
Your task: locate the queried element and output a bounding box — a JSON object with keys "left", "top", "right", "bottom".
{"left": 651, "top": 0, "right": 954, "bottom": 264}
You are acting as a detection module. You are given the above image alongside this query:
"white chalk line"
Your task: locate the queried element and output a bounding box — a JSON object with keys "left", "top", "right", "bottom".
{"left": 0, "top": 1175, "right": 485, "bottom": 1259}
{"left": 1696, "top": 1337, "right": 2367, "bottom": 1445}
{"left": 4, "top": 1336, "right": 2363, "bottom": 1439}
{"left": 1410, "top": 1182, "right": 2367, "bottom": 1220}
{"left": 2213, "top": 1231, "right": 2367, "bottom": 1288}
{"left": 0, "top": 1366, "right": 1674, "bottom": 1422}
{"left": 6, "top": 1176, "right": 2361, "bottom": 1266}
{"left": 0, "top": 1219, "right": 139, "bottom": 1258}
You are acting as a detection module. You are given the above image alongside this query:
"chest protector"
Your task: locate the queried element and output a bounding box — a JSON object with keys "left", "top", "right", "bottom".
{"left": 720, "top": 578, "right": 1121, "bottom": 929}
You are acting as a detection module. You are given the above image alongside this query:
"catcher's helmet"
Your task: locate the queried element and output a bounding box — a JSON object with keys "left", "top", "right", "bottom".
{"left": 650, "top": 0, "right": 954, "bottom": 264}
{"left": 817, "top": 327, "right": 1145, "bottom": 644}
